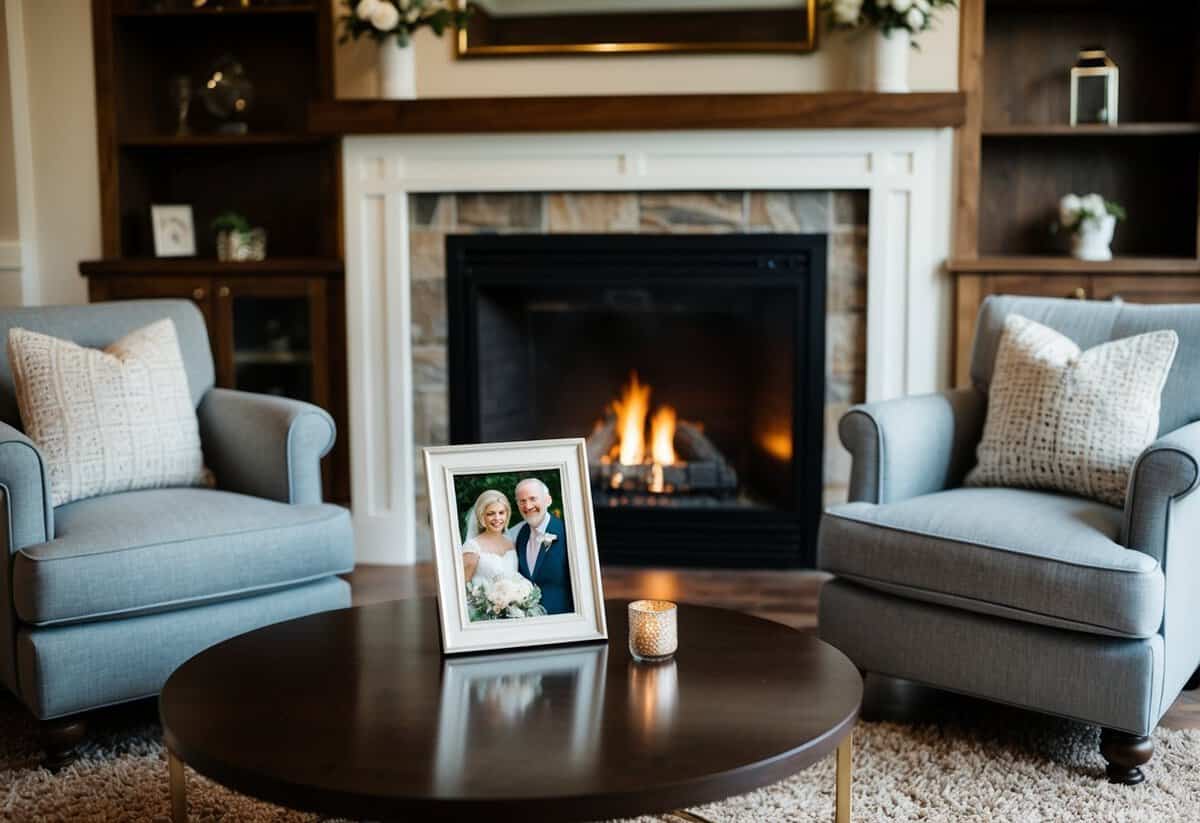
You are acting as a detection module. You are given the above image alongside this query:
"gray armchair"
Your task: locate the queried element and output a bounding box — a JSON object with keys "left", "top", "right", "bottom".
{"left": 0, "top": 301, "right": 353, "bottom": 765}
{"left": 818, "top": 295, "right": 1200, "bottom": 784}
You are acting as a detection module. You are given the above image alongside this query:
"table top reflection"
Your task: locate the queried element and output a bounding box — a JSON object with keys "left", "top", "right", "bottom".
{"left": 160, "top": 598, "right": 861, "bottom": 822}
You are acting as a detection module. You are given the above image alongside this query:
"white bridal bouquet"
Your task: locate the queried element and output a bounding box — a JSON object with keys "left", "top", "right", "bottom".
{"left": 466, "top": 575, "right": 548, "bottom": 621}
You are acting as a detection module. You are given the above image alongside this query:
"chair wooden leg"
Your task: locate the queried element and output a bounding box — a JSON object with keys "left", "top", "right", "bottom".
{"left": 1184, "top": 665, "right": 1200, "bottom": 691}
{"left": 1100, "top": 728, "right": 1153, "bottom": 785}
{"left": 40, "top": 716, "right": 87, "bottom": 771}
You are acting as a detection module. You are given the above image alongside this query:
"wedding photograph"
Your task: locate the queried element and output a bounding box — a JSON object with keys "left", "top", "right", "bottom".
{"left": 424, "top": 439, "right": 607, "bottom": 654}
{"left": 452, "top": 468, "right": 572, "bottom": 622}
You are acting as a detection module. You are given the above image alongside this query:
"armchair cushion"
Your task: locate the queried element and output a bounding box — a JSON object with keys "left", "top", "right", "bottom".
{"left": 12, "top": 488, "right": 353, "bottom": 626}
{"left": 819, "top": 487, "right": 1164, "bottom": 638}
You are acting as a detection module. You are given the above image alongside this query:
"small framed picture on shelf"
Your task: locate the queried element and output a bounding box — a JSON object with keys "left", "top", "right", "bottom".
{"left": 424, "top": 438, "right": 607, "bottom": 655}
{"left": 150, "top": 204, "right": 196, "bottom": 258}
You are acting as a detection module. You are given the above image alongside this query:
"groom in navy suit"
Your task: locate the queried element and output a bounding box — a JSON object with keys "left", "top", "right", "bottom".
{"left": 514, "top": 478, "right": 574, "bottom": 615}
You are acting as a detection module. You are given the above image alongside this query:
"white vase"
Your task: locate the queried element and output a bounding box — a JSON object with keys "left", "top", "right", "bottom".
{"left": 1071, "top": 214, "right": 1116, "bottom": 261}
{"left": 378, "top": 39, "right": 416, "bottom": 100}
{"left": 873, "top": 28, "right": 911, "bottom": 93}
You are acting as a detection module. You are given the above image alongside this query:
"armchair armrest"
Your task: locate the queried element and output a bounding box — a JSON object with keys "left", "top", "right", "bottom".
{"left": 197, "top": 388, "right": 336, "bottom": 505}
{"left": 0, "top": 421, "right": 52, "bottom": 551}
{"left": 840, "top": 388, "right": 986, "bottom": 504}
{"left": 1122, "top": 421, "right": 1200, "bottom": 563}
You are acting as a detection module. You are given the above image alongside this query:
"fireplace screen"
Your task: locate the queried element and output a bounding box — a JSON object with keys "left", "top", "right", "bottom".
{"left": 448, "top": 234, "right": 825, "bottom": 566}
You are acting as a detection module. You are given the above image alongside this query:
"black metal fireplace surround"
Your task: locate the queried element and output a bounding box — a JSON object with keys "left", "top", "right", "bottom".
{"left": 447, "top": 234, "right": 826, "bottom": 568}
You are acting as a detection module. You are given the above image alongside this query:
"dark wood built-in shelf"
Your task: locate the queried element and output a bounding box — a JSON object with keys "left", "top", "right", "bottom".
{"left": 948, "top": 256, "right": 1200, "bottom": 274}
{"left": 115, "top": 5, "right": 316, "bottom": 17}
{"left": 983, "top": 123, "right": 1200, "bottom": 138}
{"left": 309, "top": 92, "right": 967, "bottom": 135}
{"left": 80, "top": 257, "right": 345, "bottom": 276}
{"left": 119, "top": 133, "right": 329, "bottom": 148}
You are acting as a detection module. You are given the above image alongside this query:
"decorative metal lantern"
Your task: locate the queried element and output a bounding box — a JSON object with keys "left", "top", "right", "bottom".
{"left": 1070, "top": 47, "right": 1119, "bottom": 126}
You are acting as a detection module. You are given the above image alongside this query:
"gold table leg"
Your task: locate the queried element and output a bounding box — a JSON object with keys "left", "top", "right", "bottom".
{"left": 836, "top": 732, "right": 852, "bottom": 823}
{"left": 168, "top": 749, "right": 187, "bottom": 823}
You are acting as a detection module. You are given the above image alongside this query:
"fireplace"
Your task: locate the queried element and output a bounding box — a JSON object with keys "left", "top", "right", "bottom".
{"left": 448, "top": 234, "right": 825, "bottom": 567}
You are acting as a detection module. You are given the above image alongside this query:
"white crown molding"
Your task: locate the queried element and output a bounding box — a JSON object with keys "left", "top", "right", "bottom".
{"left": 342, "top": 127, "right": 955, "bottom": 564}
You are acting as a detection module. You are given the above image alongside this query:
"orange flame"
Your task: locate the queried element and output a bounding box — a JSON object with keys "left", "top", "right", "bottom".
{"left": 612, "top": 372, "right": 651, "bottom": 466}
{"left": 650, "top": 405, "right": 677, "bottom": 466}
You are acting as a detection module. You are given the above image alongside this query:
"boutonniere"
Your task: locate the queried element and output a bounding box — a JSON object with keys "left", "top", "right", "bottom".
{"left": 538, "top": 532, "right": 558, "bottom": 548}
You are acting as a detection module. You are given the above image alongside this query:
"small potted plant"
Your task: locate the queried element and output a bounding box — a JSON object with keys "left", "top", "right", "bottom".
{"left": 823, "top": 0, "right": 959, "bottom": 92}
{"left": 339, "top": 1, "right": 470, "bottom": 100}
{"left": 212, "top": 211, "right": 267, "bottom": 262}
{"left": 1057, "top": 193, "right": 1126, "bottom": 261}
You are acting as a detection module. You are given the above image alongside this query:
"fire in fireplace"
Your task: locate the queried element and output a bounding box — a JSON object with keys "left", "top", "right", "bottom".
{"left": 589, "top": 372, "right": 738, "bottom": 505}
{"left": 447, "top": 234, "right": 825, "bottom": 567}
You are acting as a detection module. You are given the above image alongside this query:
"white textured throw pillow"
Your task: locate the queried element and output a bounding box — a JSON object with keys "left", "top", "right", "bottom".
{"left": 8, "top": 318, "right": 211, "bottom": 507}
{"left": 966, "top": 314, "right": 1178, "bottom": 508}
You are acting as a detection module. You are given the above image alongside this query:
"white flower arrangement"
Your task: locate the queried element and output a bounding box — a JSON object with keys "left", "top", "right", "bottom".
{"left": 466, "top": 575, "right": 547, "bottom": 621}
{"left": 538, "top": 532, "right": 558, "bottom": 548}
{"left": 1058, "top": 193, "right": 1126, "bottom": 234}
{"left": 339, "top": 0, "right": 469, "bottom": 48}
{"left": 824, "top": 0, "right": 956, "bottom": 38}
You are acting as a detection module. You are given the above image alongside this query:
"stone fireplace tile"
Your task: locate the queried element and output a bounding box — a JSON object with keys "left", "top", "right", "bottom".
{"left": 747, "top": 191, "right": 832, "bottom": 233}
{"left": 547, "top": 193, "right": 639, "bottom": 232}
{"left": 456, "top": 193, "right": 544, "bottom": 230}
{"left": 411, "top": 194, "right": 455, "bottom": 228}
{"left": 410, "top": 230, "right": 447, "bottom": 282}
{"left": 829, "top": 229, "right": 868, "bottom": 311}
{"left": 833, "top": 190, "right": 869, "bottom": 228}
{"left": 411, "top": 280, "right": 447, "bottom": 344}
{"left": 827, "top": 312, "right": 866, "bottom": 377}
{"left": 414, "top": 494, "right": 434, "bottom": 561}
{"left": 414, "top": 388, "right": 449, "bottom": 447}
{"left": 638, "top": 192, "right": 743, "bottom": 233}
{"left": 826, "top": 372, "right": 867, "bottom": 405}
{"left": 413, "top": 345, "right": 447, "bottom": 390}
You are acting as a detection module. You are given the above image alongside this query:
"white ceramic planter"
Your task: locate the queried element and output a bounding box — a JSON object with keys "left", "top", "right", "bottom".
{"left": 379, "top": 40, "right": 416, "bottom": 100}
{"left": 874, "top": 28, "right": 911, "bottom": 93}
{"left": 1071, "top": 214, "right": 1116, "bottom": 261}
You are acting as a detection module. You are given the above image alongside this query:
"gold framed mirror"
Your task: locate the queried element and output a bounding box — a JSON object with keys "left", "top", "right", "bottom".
{"left": 455, "top": 1, "right": 817, "bottom": 58}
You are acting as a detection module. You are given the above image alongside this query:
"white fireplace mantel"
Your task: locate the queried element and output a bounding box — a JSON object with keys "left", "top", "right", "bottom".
{"left": 342, "top": 127, "right": 956, "bottom": 564}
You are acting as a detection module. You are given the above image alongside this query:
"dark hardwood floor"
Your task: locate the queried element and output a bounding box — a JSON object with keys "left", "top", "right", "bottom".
{"left": 345, "top": 564, "right": 1200, "bottom": 731}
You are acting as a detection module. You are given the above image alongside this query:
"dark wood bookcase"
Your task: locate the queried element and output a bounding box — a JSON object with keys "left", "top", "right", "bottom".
{"left": 82, "top": 0, "right": 349, "bottom": 502}
{"left": 950, "top": 0, "right": 1200, "bottom": 383}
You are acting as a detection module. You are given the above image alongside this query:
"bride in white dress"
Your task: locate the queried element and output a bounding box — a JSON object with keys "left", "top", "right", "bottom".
{"left": 461, "top": 489, "right": 520, "bottom": 585}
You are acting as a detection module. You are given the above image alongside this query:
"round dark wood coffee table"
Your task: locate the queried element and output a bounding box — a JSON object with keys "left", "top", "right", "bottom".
{"left": 160, "top": 598, "right": 861, "bottom": 822}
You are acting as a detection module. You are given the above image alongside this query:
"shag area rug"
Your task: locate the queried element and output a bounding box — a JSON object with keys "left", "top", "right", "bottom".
{"left": 2, "top": 694, "right": 1198, "bottom": 822}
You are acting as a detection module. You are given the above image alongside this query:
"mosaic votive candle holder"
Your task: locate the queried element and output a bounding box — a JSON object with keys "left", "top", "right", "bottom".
{"left": 628, "top": 600, "right": 678, "bottom": 662}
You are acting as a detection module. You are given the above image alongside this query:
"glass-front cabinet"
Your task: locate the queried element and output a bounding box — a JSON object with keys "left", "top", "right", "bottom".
{"left": 214, "top": 279, "right": 329, "bottom": 410}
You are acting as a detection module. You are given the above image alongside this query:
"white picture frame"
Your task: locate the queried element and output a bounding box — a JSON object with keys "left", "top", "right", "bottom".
{"left": 424, "top": 438, "right": 608, "bottom": 655}
{"left": 150, "top": 204, "right": 196, "bottom": 258}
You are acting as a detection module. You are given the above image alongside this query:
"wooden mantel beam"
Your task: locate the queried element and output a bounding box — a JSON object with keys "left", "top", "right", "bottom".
{"left": 309, "top": 92, "right": 966, "bottom": 135}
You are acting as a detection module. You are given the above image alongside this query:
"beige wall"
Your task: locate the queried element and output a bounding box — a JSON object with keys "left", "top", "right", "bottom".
{"left": 0, "top": 9, "right": 18, "bottom": 245}
{"left": 335, "top": 9, "right": 960, "bottom": 98}
{"left": 16, "top": 0, "right": 99, "bottom": 305}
